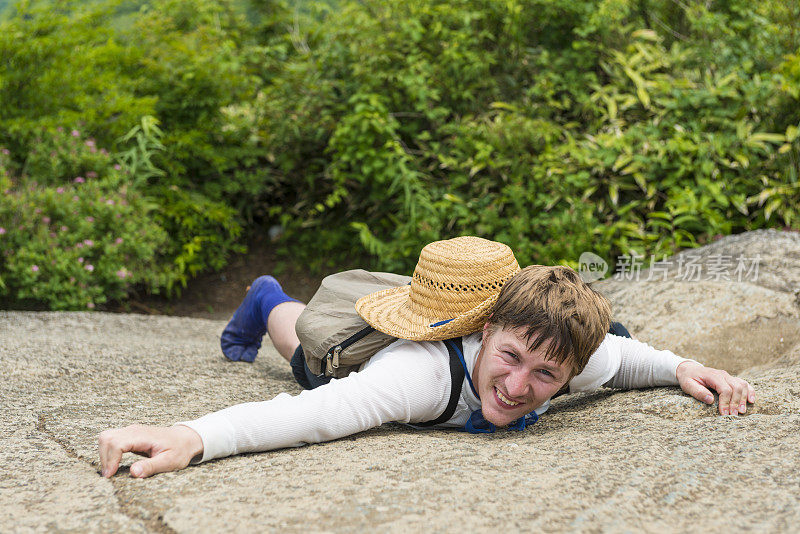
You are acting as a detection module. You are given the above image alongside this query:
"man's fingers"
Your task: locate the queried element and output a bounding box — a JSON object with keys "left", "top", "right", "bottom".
{"left": 98, "top": 425, "right": 203, "bottom": 479}
{"left": 705, "top": 373, "right": 755, "bottom": 416}
{"left": 734, "top": 379, "right": 751, "bottom": 414}
{"left": 702, "top": 373, "right": 734, "bottom": 415}
{"left": 130, "top": 451, "right": 181, "bottom": 479}
{"left": 681, "top": 378, "right": 714, "bottom": 405}
{"left": 735, "top": 390, "right": 745, "bottom": 414}
{"left": 98, "top": 425, "right": 154, "bottom": 477}
{"left": 728, "top": 384, "right": 740, "bottom": 416}
{"left": 98, "top": 429, "right": 125, "bottom": 477}
{"left": 679, "top": 364, "right": 757, "bottom": 416}
{"left": 98, "top": 432, "right": 110, "bottom": 476}
{"left": 718, "top": 384, "right": 733, "bottom": 415}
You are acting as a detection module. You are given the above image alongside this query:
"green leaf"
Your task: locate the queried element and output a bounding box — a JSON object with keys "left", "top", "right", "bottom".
{"left": 636, "top": 85, "right": 650, "bottom": 108}
{"left": 489, "top": 102, "right": 517, "bottom": 111}
{"left": 748, "top": 189, "right": 774, "bottom": 206}
{"left": 673, "top": 214, "right": 699, "bottom": 227}
{"left": 764, "top": 198, "right": 782, "bottom": 221}
{"left": 612, "top": 154, "right": 632, "bottom": 172}
{"left": 646, "top": 219, "right": 672, "bottom": 230}
{"left": 731, "top": 197, "right": 749, "bottom": 216}
{"left": 749, "top": 132, "right": 786, "bottom": 144}
{"left": 633, "top": 172, "right": 647, "bottom": 191}
{"left": 606, "top": 97, "right": 618, "bottom": 120}
{"left": 609, "top": 183, "right": 619, "bottom": 206}
{"left": 631, "top": 29, "right": 659, "bottom": 41}
{"left": 733, "top": 153, "right": 750, "bottom": 168}
{"left": 544, "top": 195, "right": 562, "bottom": 211}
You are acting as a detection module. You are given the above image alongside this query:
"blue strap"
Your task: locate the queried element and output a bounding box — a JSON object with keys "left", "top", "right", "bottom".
{"left": 445, "top": 339, "right": 479, "bottom": 399}
{"left": 509, "top": 410, "right": 539, "bottom": 431}
{"left": 415, "top": 338, "right": 465, "bottom": 427}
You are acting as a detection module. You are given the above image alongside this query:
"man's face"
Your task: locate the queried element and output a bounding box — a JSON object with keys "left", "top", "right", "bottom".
{"left": 472, "top": 325, "right": 572, "bottom": 426}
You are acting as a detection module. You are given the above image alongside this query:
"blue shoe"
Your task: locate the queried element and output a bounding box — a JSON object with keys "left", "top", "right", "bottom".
{"left": 220, "top": 275, "right": 296, "bottom": 362}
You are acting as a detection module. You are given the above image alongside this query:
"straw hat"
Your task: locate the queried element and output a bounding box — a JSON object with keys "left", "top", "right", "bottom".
{"left": 355, "top": 236, "right": 521, "bottom": 341}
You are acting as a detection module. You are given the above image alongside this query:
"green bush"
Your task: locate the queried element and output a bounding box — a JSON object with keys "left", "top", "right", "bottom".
{"left": 1, "top": 0, "right": 799, "bottom": 310}
{"left": 0, "top": 0, "right": 273, "bottom": 309}
{"left": 258, "top": 0, "right": 800, "bottom": 271}
{"left": 0, "top": 121, "right": 243, "bottom": 309}
{"left": 0, "top": 151, "right": 168, "bottom": 309}
{"left": 124, "top": 0, "right": 270, "bottom": 208}
{"left": 0, "top": 0, "right": 156, "bottom": 151}
{"left": 147, "top": 184, "right": 244, "bottom": 295}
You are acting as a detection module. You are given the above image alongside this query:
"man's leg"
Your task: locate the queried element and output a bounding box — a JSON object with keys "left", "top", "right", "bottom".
{"left": 267, "top": 301, "right": 306, "bottom": 363}
{"left": 220, "top": 275, "right": 303, "bottom": 363}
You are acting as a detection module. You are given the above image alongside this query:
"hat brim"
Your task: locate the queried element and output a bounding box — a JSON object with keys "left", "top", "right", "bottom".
{"left": 355, "top": 285, "right": 497, "bottom": 341}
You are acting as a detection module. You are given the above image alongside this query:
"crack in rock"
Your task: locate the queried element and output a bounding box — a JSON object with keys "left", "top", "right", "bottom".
{"left": 108, "top": 483, "right": 179, "bottom": 534}
{"left": 36, "top": 412, "right": 177, "bottom": 534}
{"left": 35, "top": 412, "right": 83, "bottom": 461}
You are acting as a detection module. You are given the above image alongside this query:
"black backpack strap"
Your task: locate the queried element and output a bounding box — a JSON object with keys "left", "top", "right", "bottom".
{"left": 416, "top": 337, "right": 465, "bottom": 427}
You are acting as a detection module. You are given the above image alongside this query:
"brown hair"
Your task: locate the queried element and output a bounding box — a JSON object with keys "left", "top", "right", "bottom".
{"left": 486, "top": 265, "right": 612, "bottom": 378}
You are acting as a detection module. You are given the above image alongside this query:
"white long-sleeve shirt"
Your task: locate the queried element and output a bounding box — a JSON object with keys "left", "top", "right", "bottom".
{"left": 180, "top": 333, "right": 692, "bottom": 463}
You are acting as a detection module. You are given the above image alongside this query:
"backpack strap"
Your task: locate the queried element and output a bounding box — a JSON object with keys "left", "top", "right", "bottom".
{"left": 416, "top": 337, "right": 465, "bottom": 427}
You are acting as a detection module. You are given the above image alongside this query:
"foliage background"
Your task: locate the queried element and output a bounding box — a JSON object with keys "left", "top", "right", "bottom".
{"left": 1, "top": 0, "right": 799, "bottom": 309}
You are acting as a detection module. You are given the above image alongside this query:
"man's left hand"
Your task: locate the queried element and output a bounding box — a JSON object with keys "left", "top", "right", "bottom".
{"left": 676, "top": 361, "right": 755, "bottom": 416}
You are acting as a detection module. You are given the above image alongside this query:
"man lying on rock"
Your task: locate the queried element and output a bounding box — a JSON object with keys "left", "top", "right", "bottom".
{"left": 98, "top": 237, "right": 755, "bottom": 478}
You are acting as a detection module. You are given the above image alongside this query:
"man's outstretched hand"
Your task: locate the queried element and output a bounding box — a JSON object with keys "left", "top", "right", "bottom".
{"left": 98, "top": 424, "right": 203, "bottom": 478}
{"left": 676, "top": 361, "right": 756, "bottom": 416}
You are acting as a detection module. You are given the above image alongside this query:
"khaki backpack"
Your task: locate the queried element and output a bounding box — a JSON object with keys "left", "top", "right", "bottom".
{"left": 294, "top": 269, "right": 468, "bottom": 428}
{"left": 295, "top": 269, "right": 410, "bottom": 378}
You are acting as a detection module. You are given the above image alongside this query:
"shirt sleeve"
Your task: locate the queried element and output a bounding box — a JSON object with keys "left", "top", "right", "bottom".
{"left": 568, "top": 333, "right": 697, "bottom": 393}
{"left": 176, "top": 340, "right": 452, "bottom": 463}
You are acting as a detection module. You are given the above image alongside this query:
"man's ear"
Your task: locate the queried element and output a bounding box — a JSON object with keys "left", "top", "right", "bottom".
{"left": 481, "top": 321, "right": 491, "bottom": 342}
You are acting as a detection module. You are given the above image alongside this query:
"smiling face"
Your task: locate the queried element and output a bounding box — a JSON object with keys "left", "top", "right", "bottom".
{"left": 472, "top": 324, "right": 573, "bottom": 426}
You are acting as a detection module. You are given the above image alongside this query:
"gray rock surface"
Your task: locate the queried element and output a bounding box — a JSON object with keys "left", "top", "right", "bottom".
{"left": 2, "top": 229, "right": 800, "bottom": 532}
{"left": 594, "top": 229, "right": 800, "bottom": 372}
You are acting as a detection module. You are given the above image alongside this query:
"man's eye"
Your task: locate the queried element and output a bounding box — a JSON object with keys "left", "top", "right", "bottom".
{"left": 504, "top": 351, "right": 520, "bottom": 361}
{"left": 538, "top": 369, "right": 553, "bottom": 378}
